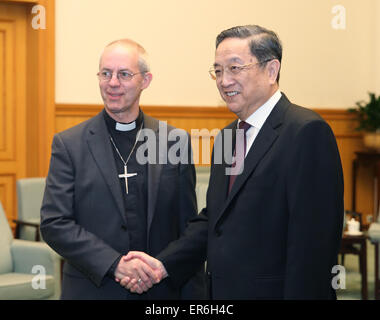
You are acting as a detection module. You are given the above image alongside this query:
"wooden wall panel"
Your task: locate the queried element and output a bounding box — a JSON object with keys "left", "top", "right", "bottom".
{"left": 55, "top": 104, "right": 102, "bottom": 133}
{"left": 322, "top": 112, "right": 370, "bottom": 222}
{"left": 24, "top": 0, "right": 55, "bottom": 176}
{"left": 0, "top": 3, "right": 27, "bottom": 227}
{"left": 0, "top": 174, "right": 16, "bottom": 226}
{"left": 55, "top": 103, "right": 376, "bottom": 225}
{"left": 0, "top": 30, "right": 5, "bottom": 154}
{"left": 0, "top": 0, "right": 55, "bottom": 233}
{"left": 0, "top": 20, "right": 16, "bottom": 161}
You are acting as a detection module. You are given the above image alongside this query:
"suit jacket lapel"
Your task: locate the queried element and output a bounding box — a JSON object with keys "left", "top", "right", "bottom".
{"left": 86, "top": 111, "right": 127, "bottom": 225}
{"left": 227, "top": 125, "right": 278, "bottom": 200}
{"left": 214, "top": 94, "right": 291, "bottom": 227}
{"left": 211, "top": 120, "right": 238, "bottom": 203}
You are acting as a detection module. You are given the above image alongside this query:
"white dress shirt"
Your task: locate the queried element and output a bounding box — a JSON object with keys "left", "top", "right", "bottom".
{"left": 238, "top": 90, "right": 282, "bottom": 157}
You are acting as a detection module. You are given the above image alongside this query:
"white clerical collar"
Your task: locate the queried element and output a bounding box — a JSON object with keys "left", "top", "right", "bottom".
{"left": 115, "top": 121, "right": 136, "bottom": 131}
{"left": 243, "top": 90, "right": 282, "bottom": 130}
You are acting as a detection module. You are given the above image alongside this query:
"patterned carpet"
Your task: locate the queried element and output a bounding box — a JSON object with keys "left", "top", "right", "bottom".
{"left": 337, "top": 239, "right": 376, "bottom": 300}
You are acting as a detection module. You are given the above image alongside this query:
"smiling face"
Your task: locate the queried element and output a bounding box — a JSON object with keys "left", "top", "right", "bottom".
{"left": 99, "top": 43, "right": 152, "bottom": 122}
{"left": 214, "top": 37, "right": 279, "bottom": 120}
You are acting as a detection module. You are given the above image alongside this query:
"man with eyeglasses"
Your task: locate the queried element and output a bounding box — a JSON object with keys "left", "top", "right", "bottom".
{"left": 40, "top": 39, "right": 206, "bottom": 299}
{"left": 122, "top": 25, "right": 344, "bottom": 300}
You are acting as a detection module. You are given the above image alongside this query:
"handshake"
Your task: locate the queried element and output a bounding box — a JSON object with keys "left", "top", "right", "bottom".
{"left": 114, "top": 251, "right": 168, "bottom": 294}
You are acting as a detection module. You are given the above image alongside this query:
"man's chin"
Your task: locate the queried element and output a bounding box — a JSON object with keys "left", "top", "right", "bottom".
{"left": 225, "top": 102, "right": 242, "bottom": 115}
{"left": 105, "top": 103, "right": 126, "bottom": 114}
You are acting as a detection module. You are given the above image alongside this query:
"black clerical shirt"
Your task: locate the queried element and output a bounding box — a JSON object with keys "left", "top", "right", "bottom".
{"left": 103, "top": 109, "right": 148, "bottom": 271}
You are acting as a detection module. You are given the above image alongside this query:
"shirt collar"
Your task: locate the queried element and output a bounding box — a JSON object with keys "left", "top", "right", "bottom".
{"left": 103, "top": 108, "right": 144, "bottom": 133}
{"left": 241, "top": 90, "right": 282, "bottom": 130}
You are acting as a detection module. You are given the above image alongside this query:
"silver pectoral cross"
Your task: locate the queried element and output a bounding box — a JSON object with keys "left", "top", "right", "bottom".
{"left": 118, "top": 165, "right": 137, "bottom": 194}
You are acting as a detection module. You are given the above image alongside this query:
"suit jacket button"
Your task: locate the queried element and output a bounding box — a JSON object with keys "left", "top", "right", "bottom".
{"left": 215, "top": 229, "right": 222, "bottom": 237}
{"left": 121, "top": 225, "right": 127, "bottom": 231}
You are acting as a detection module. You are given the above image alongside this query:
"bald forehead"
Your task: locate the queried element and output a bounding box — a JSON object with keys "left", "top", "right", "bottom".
{"left": 101, "top": 42, "right": 139, "bottom": 58}
{"left": 101, "top": 39, "right": 146, "bottom": 61}
{"left": 99, "top": 43, "right": 139, "bottom": 68}
{"left": 99, "top": 39, "right": 149, "bottom": 72}
{"left": 106, "top": 39, "right": 145, "bottom": 52}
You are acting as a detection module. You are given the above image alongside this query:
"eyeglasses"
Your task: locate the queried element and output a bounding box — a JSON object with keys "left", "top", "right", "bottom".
{"left": 97, "top": 70, "right": 145, "bottom": 82}
{"left": 208, "top": 59, "right": 273, "bottom": 80}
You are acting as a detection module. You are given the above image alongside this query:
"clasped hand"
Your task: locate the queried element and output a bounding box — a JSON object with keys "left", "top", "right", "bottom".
{"left": 114, "top": 251, "right": 167, "bottom": 294}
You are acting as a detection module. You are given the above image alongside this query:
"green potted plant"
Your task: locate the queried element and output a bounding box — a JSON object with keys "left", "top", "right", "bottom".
{"left": 348, "top": 92, "right": 380, "bottom": 151}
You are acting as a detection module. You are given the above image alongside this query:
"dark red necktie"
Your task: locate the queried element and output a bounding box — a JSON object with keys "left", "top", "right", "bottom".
{"left": 228, "top": 121, "right": 251, "bottom": 194}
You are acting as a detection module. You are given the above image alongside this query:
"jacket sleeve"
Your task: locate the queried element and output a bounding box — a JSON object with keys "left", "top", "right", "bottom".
{"left": 284, "top": 120, "right": 344, "bottom": 299}
{"left": 157, "top": 132, "right": 208, "bottom": 291}
{"left": 178, "top": 153, "right": 207, "bottom": 299}
{"left": 40, "top": 134, "right": 121, "bottom": 287}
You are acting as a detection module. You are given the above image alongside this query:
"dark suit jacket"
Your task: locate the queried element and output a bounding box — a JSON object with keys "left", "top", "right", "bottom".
{"left": 157, "top": 94, "right": 344, "bottom": 299}
{"left": 40, "top": 111, "right": 206, "bottom": 300}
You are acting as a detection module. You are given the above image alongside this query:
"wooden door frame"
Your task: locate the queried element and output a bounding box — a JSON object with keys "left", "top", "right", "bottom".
{"left": 1, "top": 0, "right": 55, "bottom": 176}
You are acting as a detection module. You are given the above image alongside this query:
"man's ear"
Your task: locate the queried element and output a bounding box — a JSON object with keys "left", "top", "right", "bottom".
{"left": 142, "top": 72, "right": 153, "bottom": 90}
{"left": 267, "top": 59, "right": 280, "bottom": 84}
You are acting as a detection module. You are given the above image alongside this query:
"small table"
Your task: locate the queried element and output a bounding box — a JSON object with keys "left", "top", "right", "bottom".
{"left": 340, "top": 232, "right": 368, "bottom": 300}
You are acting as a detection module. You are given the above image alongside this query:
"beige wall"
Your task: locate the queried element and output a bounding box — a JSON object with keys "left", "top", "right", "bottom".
{"left": 376, "top": 0, "right": 380, "bottom": 93}
{"left": 55, "top": 0, "right": 380, "bottom": 109}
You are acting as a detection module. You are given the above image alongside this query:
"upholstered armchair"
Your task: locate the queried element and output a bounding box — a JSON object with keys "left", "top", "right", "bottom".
{"left": 14, "top": 178, "right": 46, "bottom": 241}
{"left": 0, "top": 201, "right": 60, "bottom": 299}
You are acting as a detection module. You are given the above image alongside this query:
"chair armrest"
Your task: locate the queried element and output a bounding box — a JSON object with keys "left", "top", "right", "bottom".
{"left": 368, "top": 222, "right": 380, "bottom": 243}
{"left": 13, "top": 219, "right": 40, "bottom": 241}
{"left": 12, "top": 219, "right": 40, "bottom": 228}
{"left": 10, "top": 239, "right": 60, "bottom": 276}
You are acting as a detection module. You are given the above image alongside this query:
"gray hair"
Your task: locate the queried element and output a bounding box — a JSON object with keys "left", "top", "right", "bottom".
{"left": 216, "top": 25, "right": 282, "bottom": 82}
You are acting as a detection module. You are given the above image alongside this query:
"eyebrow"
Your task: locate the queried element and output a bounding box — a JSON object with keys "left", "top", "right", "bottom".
{"left": 213, "top": 57, "right": 245, "bottom": 68}
{"left": 100, "top": 68, "right": 131, "bottom": 72}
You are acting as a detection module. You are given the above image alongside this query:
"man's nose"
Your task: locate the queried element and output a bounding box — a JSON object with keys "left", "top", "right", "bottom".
{"left": 108, "top": 73, "right": 121, "bottom": 86}
{"left": 219, "top": 71, "right": 235, "bottom": 88}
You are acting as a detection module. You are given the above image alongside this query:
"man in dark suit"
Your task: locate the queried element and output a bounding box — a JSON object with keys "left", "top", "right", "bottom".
{"left": 40, "top": 39, "right": 206, "bottom": 299}
{"left": 123, "top": 25, "right": 344, "bottom": 299}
